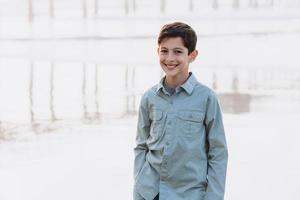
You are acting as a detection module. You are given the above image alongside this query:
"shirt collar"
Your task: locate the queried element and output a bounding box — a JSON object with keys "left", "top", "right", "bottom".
{"left": 156, "top": 77, "right": 165, "bottom": 94}
{"left": 180, "top": 72, "right": 198, "bottom": 95}
{"left": 156, "top": 72, "right": 198, "bottom": 96}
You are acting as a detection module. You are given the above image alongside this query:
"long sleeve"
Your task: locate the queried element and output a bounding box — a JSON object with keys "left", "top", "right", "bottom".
{"left": 133, "top": 94, "right": 150, "bottom": 200}
{"left": 204, "top": 91, "right": 228, "bottom": 200}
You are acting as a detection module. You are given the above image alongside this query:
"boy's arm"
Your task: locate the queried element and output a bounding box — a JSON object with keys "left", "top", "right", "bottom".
{"left": 204, "top": 91, "right": 228, "bottom": 200}
{"left": 133, "top": 94, "right": 150, "bottom": 200}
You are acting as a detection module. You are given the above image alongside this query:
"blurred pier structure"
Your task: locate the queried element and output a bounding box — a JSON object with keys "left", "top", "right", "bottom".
{"left": 0, "top": 0, "right": 300, "bottom": 40}
{"left": 30, "top": 63, "right": 300, "bottom": 118}
{"left": 0, "top": 0, "right": 299, "bottom": 23}
{"left": 1, "top": 0, "right": 300, "bottom": 133}
{"left": 208, "top": 67, "right": 300, "bottom": 113}
{"left": 124, "top": 65, "right": 137, "bottom": 116}
{"left": 1, "top": 60, "right": 300, "bottom": 128}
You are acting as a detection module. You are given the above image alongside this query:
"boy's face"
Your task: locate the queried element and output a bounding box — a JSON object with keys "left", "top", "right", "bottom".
{"left": 158, "top": 37, "right": 198, "bottom": 80}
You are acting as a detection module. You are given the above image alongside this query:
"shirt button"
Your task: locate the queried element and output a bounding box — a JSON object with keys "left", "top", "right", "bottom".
{"left": 166, "top": 141, "right": 169, "bottom": 146}
{"left": 170, "top": 100, "right": 173, "bottom": 104}
{"left": 168, "top": 121, "right": 172, "bottom": 125}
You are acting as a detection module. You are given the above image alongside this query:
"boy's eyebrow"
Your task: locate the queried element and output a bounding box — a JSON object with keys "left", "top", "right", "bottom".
{"left": 160, "top": 47, "right": 184, "bottom": 50}
{"left": 173, "top": 47, "right": 184, "bottom": 50}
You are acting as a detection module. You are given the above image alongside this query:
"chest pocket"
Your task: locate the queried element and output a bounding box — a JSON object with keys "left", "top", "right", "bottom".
{"left": 177, "top": 111, "right": 204, "bottom": 138}
{"left": 150, "top": 110, "right": 163, "bottom": 138}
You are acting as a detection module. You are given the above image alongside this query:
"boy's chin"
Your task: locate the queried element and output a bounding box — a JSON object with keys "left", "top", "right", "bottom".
{"left": 163, "top": 71, "right": 179, "bottom": 78}
{"left": 161, "top": 67, "right": 177, "bottom": 74}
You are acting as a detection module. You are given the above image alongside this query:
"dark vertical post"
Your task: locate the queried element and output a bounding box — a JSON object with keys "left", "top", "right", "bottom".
{"left": 160, "top": 0, "right": 166, "bottom": 14}
{"left": 125, "top": 0, "right": 129, "bottom": 15}
{"left": 133, "top": 0, "right": 137, "bottom": 13}
{"left": 125, "top": 65, "right": 129, "bottom": 115}
{"left": 232, "top": 73, "right": 239, "bottom": 93}
{"left": 82, "top": 0, "right": 87, "bottom": 18}
{"left": 232, "top": 0, "right": 240, "bottom": 9}
{"left": 50, "top": 62, "right": 57, "bottom": 122}
{"left": 213, "top": 0, "right": 219, "bottom": 10}
{"left": 49, "top": 0, "right": 54, "bottom": 19}
{"left": 131, "top": 66, "right": 136, "bottom": 114}
{"left": 28, "top": 0, "right": 34, "bottom": 23}
{"left": 29, "top": 61, "right": 35, "bottom": 124}
{"left": 189, "top": 0, "right": 194, "bottom": 12}
{"left": 94, "top": 0, "right": 98, "bottom": 15}
{"left": 94, "top": 64, "right": 101, "bottom": 121}
{"left": 212, "top": 73, "right": 218, "bottom": 90}
{"left": 249, "top": 0, "right": 258, "bottom": 8}
{"left": 82, "top": 63, "right": 88, "bottom": 119}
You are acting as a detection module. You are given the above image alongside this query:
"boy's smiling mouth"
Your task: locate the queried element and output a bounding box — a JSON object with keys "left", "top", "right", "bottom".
{"left": 165, "top": 63, "right": 178, "bottom": 70}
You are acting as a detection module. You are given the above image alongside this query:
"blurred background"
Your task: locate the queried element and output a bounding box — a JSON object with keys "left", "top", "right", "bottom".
{"left": 0, "top": 0, "right": 300, "bottom": 200}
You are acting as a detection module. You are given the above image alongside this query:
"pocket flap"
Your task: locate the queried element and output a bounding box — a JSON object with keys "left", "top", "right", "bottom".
{"left": 178, "top": 111, "right": 204, "bottom": 122}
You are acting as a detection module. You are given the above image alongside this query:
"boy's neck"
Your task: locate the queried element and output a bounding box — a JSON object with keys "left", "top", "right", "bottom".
{"left": 165, "top": 72, "right": 190, "bottom": 89}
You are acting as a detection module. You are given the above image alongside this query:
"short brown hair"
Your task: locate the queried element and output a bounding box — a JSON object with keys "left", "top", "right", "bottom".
{"left": 158, "top": 22, "right": 197, "bottom": 55}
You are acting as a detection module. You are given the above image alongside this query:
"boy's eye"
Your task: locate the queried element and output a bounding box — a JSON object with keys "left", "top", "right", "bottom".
{"left": 160, "top": 50, "right": 168, "bottom": 53}
{"left": 174, "top": 50, "right": 182, "bottom": 54}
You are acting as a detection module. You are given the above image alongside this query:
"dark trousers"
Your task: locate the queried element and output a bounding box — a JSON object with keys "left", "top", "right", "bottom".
{"left": 153, "top": 194, "right": 159, "bottom": 200}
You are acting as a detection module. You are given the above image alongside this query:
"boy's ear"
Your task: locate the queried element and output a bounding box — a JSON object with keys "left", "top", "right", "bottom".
{"left": 189, "top": 50, "right": 198, "bottom": 63}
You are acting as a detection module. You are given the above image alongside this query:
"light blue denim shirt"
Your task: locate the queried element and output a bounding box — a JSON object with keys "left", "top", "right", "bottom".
{"left": 134, "top": 72, "right": 228, "bottom": 200}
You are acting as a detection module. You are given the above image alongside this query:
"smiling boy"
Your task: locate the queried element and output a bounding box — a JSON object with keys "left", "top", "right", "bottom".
{"left": 133, "top": 22, "right": 228, "bottom": 200}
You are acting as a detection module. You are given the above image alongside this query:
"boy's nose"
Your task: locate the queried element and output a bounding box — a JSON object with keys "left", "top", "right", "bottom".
{"left": 166, "top": 53, "right": 175, "bottom": 61}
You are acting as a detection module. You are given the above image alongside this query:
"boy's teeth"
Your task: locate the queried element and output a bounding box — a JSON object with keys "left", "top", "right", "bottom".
{"left": 167, "top": 64, "right": 176, "bottom": 67}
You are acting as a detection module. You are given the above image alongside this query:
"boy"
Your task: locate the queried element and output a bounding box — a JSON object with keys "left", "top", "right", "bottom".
{"left": 133, "top": 22, "right": 228, "bottom": 200}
